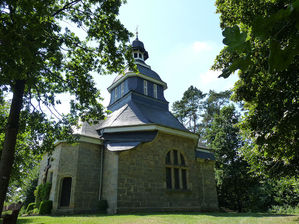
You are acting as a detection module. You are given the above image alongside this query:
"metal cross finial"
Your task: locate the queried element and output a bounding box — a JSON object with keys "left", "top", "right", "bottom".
{"left": 136, "top": 25, "right": 139, "bottom": 39}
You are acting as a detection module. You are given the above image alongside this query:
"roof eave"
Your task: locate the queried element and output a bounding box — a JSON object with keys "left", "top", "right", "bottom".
{"left": 107, "top": 72, "right": 168, "bottom": 92}
{"left": 54, "top": 134, "right": 103, "bottom": 146}
{"left": 100, "top": 124, "right": 198, "bottom": 140}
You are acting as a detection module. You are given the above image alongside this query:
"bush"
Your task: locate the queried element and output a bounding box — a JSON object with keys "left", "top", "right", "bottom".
{"left": 34, "top": 182, "right": 51, "bottom": 209}
{"left": 269, "top": 204, "right": 299, "bottom": 214}
{"left": 32, "top": 208, "right": 39, "bottom": 215}
{"left": 26, "top": 202, "right": 36, "bottom": 214}
{"left": 23, "top": 177, "right": 38, "bottom": 209}
{"left": 97, "top": 200, "right": 108, "bottom": 212}
{"left": 39, "top": 200, "right": 52, "bottom": 215}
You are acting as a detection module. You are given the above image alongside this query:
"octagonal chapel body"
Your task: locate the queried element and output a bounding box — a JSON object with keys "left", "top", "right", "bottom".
{"left": 38, "top": 37, "right": 218, "bottom": 214}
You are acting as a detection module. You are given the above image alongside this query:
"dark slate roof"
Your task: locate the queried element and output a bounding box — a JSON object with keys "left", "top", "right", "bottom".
{"left": 196, "top": 150, "right": 215, "bottom": 160}
{"left": 101, "top": 131, "right": 157, "bottom": 142}
{"left": 107, "top": 141, "right": 141, "bottom": 151}
{"left": 96, "top": 101, "right": 188, "bottom": 132}
{"left": 73, "top": 121, "right": 99, "bottom": 138}
{"left": 132, "top": 38, "right": 145, "bottom": 50}
{"left": 112, "top": 64, "right": 162, "bottom": 85}
{"left": 103, "top": 131, "right": 157, "bottom": 151}
{"left": 137, "top": 64, "right": 162, "bottom": 81}
{"left": 132, "top": 38, "right": 148, "bottom": 60}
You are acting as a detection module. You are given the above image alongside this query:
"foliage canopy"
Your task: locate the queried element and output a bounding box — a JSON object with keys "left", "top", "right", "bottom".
{"left": 213, "top": 0, "right": 299, "bottom": 177}
{"left": 0, "top": 0, "right": 133, "bottom": 215}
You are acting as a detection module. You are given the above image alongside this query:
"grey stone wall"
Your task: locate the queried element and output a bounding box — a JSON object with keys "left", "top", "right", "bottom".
{"left": 101, "top": 150, "right": 119, "bottom": 214}
{"left": 73, "top": 142, "right": 102, "bottom": 213}
{"left": 53, "top": 143, "right": 79, "bottom": 213}
{"left": 39, "top": 141, "right": 102, "bottom": 214}
{"left": 117, "top": 131, "right": 218, "bottom": 212}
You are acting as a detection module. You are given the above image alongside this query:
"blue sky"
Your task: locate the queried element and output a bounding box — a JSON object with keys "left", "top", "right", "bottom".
{"left": 96, "top": 0, "right": 238, "bottom": 108}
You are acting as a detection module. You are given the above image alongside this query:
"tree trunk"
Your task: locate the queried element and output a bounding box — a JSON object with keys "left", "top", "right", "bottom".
{"left": 0, "top": 80, "right": 25, "bottom": 217}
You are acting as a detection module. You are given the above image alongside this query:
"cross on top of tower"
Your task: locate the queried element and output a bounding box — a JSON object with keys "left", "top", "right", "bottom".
{"left": 136, "top": 26, "right": 139, "bottom": 40}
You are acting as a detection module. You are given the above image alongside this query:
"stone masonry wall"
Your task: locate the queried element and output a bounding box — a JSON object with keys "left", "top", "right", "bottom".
{"left": 73, "top": 142, "right": 102, "bottom": 213}
{"left": 117, "top": 131, "right": 218, "bottom": 212}
{"left": 53, "top": 143, "right": 80, "bottom": 213}
{"left": 102, "top": 150, "right": 119, "bottom": 214}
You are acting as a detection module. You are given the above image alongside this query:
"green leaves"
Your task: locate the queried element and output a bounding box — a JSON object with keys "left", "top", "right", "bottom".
{"left": 172, "top": 86, "right": 206, "bottom": 133}
{"left": 219, "top": 25, "right": 251, "bottom": 78}
{"left": 223, "top": 26, "right": 248, "bottom": 51}
{"left": 214, "top": 0, "right": 299, "bottom": 178}
{"left": 0, "top": 0, "right": 134, "bottom": 207}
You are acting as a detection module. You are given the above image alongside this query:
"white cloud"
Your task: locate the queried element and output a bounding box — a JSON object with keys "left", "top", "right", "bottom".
{"left": 196, "top": 69, "right": 238, "bottom": 93}
{"left": 198, "top": 70, "right": 221, "bottom": 85}
{"left": 192, "top": 41, "right": 213, "bottom": 53}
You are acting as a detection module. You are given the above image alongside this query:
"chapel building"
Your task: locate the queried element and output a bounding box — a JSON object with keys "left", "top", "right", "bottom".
{"left": 38, "top": 37, "right": 218, "bottom": 214}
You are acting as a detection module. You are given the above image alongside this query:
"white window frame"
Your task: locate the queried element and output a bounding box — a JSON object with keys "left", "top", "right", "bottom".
{"left": 121, "top": 82, "right": 125, "bottom": 97}
{"left": 114, "top": 87, "right": 118, "bottom": 101}
{"left": 144, "top": 80, "right": 148, "bottom": 95}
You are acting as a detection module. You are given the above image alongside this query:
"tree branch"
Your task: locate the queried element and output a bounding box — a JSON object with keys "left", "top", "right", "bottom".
{"left": 52, "top": 0, "right": 81, "bottom": 17}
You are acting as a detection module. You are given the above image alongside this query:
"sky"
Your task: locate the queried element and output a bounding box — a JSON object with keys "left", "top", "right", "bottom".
{"left": 95, "top": 0, "right": 238, "bottom": 108}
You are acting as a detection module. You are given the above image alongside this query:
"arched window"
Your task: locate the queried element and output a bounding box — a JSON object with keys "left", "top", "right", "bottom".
{"left": 165, "top": 150, "right": 187, "bottom": 190}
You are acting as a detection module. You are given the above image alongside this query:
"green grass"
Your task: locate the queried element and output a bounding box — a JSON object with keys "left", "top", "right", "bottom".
{"left": 14, "top": 212, "right": 299, "bottom": 224}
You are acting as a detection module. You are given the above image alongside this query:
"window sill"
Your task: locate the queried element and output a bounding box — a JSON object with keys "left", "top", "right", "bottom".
{"left": 165, "top": 189, "right": 192, "bottom": 194}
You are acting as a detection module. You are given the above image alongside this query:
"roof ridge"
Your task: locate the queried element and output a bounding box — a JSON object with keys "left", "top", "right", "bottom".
{"left": 110, "top": 104, "right": 129, "bottom": 126}
{"left": 128, "top": 101, "right": 151, "bottom": 123}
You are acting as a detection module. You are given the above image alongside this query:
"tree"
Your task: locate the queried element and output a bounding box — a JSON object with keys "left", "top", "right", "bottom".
{"left": 199, "top": 90, "right": 231, "bottom": 137}
{"left": 205, "top": 105, "right": 255, "bottom": 212}
{"left": 172, "top": 86, "right": 206, "bottom": 133}
{"left": 0, "top": 0, "right": 134, "bottom": 215}
{"left": 0, "top": 100, "right": 40, "bottom": 204}
{"left": 213, "top": 0, "right": 299, "bottom": 177}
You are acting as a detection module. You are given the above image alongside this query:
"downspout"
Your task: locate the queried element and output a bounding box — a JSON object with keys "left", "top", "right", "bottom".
{"left": 201, "top": 161, "right": 206, "bottom": 207}
{"left": 99, "top": 145, "right": 105, "bottom": 200}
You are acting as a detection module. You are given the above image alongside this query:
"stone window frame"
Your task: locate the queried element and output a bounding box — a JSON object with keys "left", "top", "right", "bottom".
{"left": 165, "top": 150, "right": 188, "bottom": 190}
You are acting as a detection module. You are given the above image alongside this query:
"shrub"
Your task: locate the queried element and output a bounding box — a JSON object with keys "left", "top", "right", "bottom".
{"left": 39, "top": 200, "right": 53, "bottom": 215}
{"left": 26, "top": 202, "right": 36, "bottom": 214}
{"left": 34, "top": 182, "right": 51, "bottom": 209}
{"left": 97, "top": 200, "right": 108, "bottom": 212}
{"left": 32, "top": 208, "right": 39, "bottom": 215}
{"left": 23, "top": 177, "right": 38, "bottom": 209}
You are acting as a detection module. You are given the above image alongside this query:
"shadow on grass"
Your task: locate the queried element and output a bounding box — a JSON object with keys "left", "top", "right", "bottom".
{"left": 114, "top": 212, "right": 297, "bottom": 218}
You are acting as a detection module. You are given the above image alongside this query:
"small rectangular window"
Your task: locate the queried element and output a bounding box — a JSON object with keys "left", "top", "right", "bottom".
{"left": 180, "top": 154, "right": 185, "bottom": 165}
{"left": 166, "top": 168, "right": 172, "bottom": 189}
{"left": 174, "top": 168, "right": 180, "bottom": 189}
{"left": 121, "top": 82, "right": 124, "bottom": 96}
{"left": 166, "top": 152, "right": 171, "bottom": 165}
{"left": 153, "top": 84, "right": 157, "bottom": 98}
{"left": 144, "top": 80, "right": 148, "bottom": 95}
{"left": 114, "top": 87, "right": 118, "bottom": 101}
{"left": 182, "top": 169, "right": 187, "bottom": 189}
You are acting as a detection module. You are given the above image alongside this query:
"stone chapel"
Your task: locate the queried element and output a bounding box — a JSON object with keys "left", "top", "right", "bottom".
{"left": 38, "top": 36, "right": 218, "bottom": 214}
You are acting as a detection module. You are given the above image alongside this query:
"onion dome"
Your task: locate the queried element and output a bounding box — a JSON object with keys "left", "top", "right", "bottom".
{"left": 132, "top": 37, "right": 149, "bottom": 61}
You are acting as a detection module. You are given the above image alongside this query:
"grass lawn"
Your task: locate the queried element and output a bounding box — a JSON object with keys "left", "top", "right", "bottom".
{"left": 15, "top": 212, "right": 299, "bottom": 224}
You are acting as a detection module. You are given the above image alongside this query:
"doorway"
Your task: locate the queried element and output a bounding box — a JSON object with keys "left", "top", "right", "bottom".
{"left": 60, "top": 177, "right": 72, "bottom": 207}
